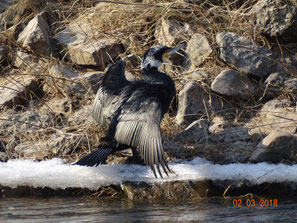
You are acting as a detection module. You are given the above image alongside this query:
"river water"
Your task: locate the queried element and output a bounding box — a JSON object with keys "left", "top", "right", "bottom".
{"left": 1, "top": 196, "right": 297, "bottom": 222}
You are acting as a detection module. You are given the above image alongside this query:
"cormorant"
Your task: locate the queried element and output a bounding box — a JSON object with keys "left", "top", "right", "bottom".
{"left": 75, "top": 43, "right": 186, "bottom": 178}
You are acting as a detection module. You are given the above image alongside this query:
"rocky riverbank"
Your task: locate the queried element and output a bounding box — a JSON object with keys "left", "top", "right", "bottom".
{"left": 0, "top": 0, "right": 297, "bottom": 199}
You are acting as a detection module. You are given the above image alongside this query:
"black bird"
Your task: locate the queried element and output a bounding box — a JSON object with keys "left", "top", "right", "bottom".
{"left": 75, "top": 43, "right": 186, "bottom": 178}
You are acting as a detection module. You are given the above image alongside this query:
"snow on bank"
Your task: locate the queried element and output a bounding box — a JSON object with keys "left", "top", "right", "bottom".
{"left": 0, "top": 158, "right": 297, "bottom": 190}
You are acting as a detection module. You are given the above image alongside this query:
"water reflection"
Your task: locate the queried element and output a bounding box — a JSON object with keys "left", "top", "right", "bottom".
{"left": 1, "top": 197, "right": 297, "bottom": 222}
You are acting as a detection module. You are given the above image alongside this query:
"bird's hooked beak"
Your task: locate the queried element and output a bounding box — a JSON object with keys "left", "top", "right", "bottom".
{"left": 163, "top": 42, "right": 187, "bottom": 59}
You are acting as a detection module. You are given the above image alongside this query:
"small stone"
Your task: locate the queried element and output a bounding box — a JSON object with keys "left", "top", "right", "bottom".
{"left": 0, "top": 44, "right": 8, "bottom": 62}
{"left": 50, "top": 64, "right": 79, "bottom": 79}
{"left": 216, "top": 32, "right": 277, "bottom": 77}
{"left": 79, "top": 71, "right": 104, "bottom": 93}
{"left": 12, "top": 51, "right": 39, "bottom": 69}
{"left": 155, "top": 19, "right": 191, "bottom": 45}
{"left": 265, "top": 72, "right": 289, "bottom": 85}
{"left": 0, "top": 77, "right": 40, "bottom": 108}
{"left": 14, "top": 142, "right": 49, "bottom": 160}
{"left": 211, "top": 70, "right": 255, "bottom": 98}
{"left": 190, "top": 69, "right": 210, "bottom": 81}
{"left": 284, "top": 78, "right": 297, "bottom": 92}
{"left": 0, "top": 111, "right": 52, "bottom": 136}
{"left": 251, "top": 130, "right": 297, "bottom": 162}
{"left": 186, "top": 33, "right": 213, "bottom": 67}
{"left": 175, "top": 119, "right": 209, "bottom": 144}
{"left": 0, "top": 140, "right": 7, "bottom": 162}
{"left": 216, "top": 127, "right": 251, "bottom": 142}
{"left": 17, "top": 12, "right": 51, "bottom": 56}
{"left": 209, "top": 116, "right": 231, "bottom": 134}
{"left": 47, "top": 134, "right": 91, "bottom": 155}
{"left": 0, "top": 0, "right": 12, "bottom": 13}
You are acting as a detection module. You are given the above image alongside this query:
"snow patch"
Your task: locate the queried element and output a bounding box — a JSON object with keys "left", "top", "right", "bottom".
{"left": 1, "top": 158, "right": 297, "bottom": 190}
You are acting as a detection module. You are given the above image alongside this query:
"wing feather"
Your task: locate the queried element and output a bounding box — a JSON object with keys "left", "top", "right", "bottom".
{"left": 114, "top": 99, "right": 170, "bottom": 177}
{"left": 92, "top": 60, "right": 129, "bottom": 126}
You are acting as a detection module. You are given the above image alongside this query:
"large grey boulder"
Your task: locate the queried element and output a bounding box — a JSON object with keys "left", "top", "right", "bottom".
{"left": 253, "top": 0, "right": 297, "bottom": 43}
{"left": 176, "top": 81, "right": 230, "bottom": 125}
{"left": 216, "top": 32, "right": 277, "bottom": 78}
{"left": 0, "top": 77, "right": 40, "bottom": 108}
{"left": 17, "top": 12, "right": 51, "bottom": 57}
{"left": 211, "top": 69, "right": 256, "bottom": 98}
{"left": 186, "top": 33, "right": 212, "bottom": 68}
{"left": 54, "top": 22, "right": 124, "bottom": 67}
{"left": 247, "top": 99, "right": 297, "bottom": 136}
{"left": 251, "top": 130, "right": 297, "bottom": 163}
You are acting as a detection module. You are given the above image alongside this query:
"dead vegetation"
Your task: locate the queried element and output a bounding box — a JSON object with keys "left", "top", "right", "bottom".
{"left": 0, "top": 0, "right": 296, "bottom": 164}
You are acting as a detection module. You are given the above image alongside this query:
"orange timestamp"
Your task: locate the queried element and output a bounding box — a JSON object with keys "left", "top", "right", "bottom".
{"left": 233, "top": 198, "right": 278, "bottom": 207}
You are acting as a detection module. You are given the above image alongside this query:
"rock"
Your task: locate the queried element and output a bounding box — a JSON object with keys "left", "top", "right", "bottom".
{"left": 50, "top": 64, "right": 79, "bottom": 79}
{"left": 253, "top": 0, "right": 297, "bottom": 43}
{"left": 223, "top": 141, "right": 256, "bottom": 163}
{"left": 79, "top": 71, "right": 104, "bottom": 93}
{"left": 264, "top": 73, "right": 295, "bottom": 98}
{"left": 14, "top": 142, "right": 49, "bottom": 160}
{"left": 265, "top": 72, "right": 289, "bottom": 85}
{"left": 47, "top": 134, "right": 91, "bottom": 155}
{"left": 44, "top": 64, "right": 101, "bottom": 97}
{"left": 186, "top": 33, "right": 212, "bottom": 68}
{"left": 124, "top": 54, "right": 141, "bottom": 68}
{"left": 67, "top": 104, "right": 94, "bottom": 125}
{"left": 17, "top": 12, "right": 51, "bottom": 56}
{"left": 251, "top": 130, "right": 297, "bottom": 163}
{"left": 155, "top": 19, "right": 191, "bottom": 45}
{"left": 216, "top": 32, "right": 277, "bottom": 78}
{"left": 175, "top": 119, "right": 209, "bottom": 144}
{"left": 176, "top": 81, "right": 230, "bottom": 125}
{"left": 0, "top": 0, "right": 12, "bottom": 13}
{"left": 190, "top": 69, "right": 210, "bottom": 81}
{"left": 209, "top": 116, "right": 231, "bottom": 134}
{"left": 0, "top": 77, "right": 41, "bottom": 108}
{"left": 247, "top": 99, "right": 297, "bottom": 136}
{"left": 121, "top": 181, "right": 201, "bottom": 200}
{"left": 12, "top": 51, "right": 45, "bottom": 73}
{"left": 216, "top": 127, "right": 251, "bottom": 142}
{"left": 54, "top": 22, "right": 124, "bottom": 67}
{"left": 0, "top": 44, "right": 8, "bottom": 62}
{"left": 211, "top": 70, "right": 256, "bottom": 98}
{"left": 208, "top": 117, "right": 252, "bottom": 144}
{"left": 0, "top": 111, "right": 52, "bottom": 137}
{"left": 0, "top": 140, "right": 7, "bottom": 162}
{"left": 284, "top": 78, "right": 297, "bottom": 92}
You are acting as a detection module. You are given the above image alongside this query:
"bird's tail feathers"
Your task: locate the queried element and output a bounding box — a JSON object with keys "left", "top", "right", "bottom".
{"left": 74, "top": 145, "right": 112, "bottom": 167}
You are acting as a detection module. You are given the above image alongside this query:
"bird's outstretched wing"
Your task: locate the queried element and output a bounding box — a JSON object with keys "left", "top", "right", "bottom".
{"left": 114, "top": 98, "right": 170, "bottom": 178}
{"left": 92, "top": 60, "right": 129, "bottom": 125}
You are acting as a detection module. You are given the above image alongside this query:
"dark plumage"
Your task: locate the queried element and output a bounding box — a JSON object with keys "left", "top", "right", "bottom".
{"left": 75, "top": 43, "right": 186, "bottom": 178}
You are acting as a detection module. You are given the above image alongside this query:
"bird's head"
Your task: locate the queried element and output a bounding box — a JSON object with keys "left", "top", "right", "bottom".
{"left": 141, "top": 43, "right": 186, "bottom": 71}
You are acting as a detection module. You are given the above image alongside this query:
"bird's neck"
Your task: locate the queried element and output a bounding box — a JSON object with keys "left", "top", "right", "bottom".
{"left": 141, "top": 67, "right": 171, "bottom": 84}
{"left": 141, "top": 66, "right": 176, "bottom": 98}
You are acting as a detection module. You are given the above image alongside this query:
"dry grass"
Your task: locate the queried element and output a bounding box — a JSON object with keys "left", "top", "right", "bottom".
{"left": 0, "top": 0, "right": 296, "bottom": 163}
